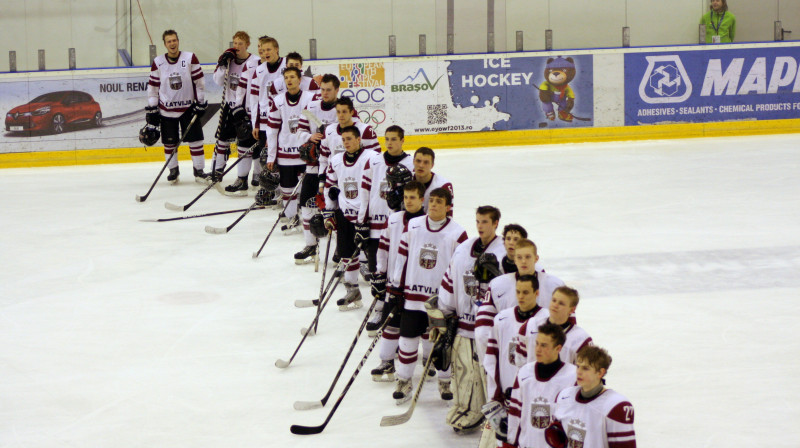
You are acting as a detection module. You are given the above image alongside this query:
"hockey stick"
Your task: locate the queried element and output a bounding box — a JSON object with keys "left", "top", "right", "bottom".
{"left": 313, "top": 230, "right": 333, "bottom": 332}
{"left": 379, "top": 333, "right": 440, "bottom": 427}
{"left": 140, "top": 205, "right": 265, "bottom": 222}
{"left": 251, "top": 173, "right": 305, "bottom": 258}
{"left": 203, "top": 200, "right": 261, "bottom": 234}
{"left": 135, "top": 114, "right": 199, "bottom": 203}
{"left": 290, "top": 307, "right": 397, "bottom": 435}
{"left": 163, "top": 156, "right": 243, "bottom": 211}
{"left": 293, "top": 297, "right": 379, "bottom": 410}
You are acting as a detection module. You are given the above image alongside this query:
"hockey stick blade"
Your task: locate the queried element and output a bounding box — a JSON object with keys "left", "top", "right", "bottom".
{"left": 379, "top": 341, "right": 437, "bottom": 427}
{"left": 300, "top": 327, "right": 316, "bottom": 337}
{"left": 275, "top": 359, "right": 291, "bottom": 369}
{"left": 293, "top": 400, "right": 323, "bottom": 411}
{"left": 164, "top": 201, "right": 185, "bottom": 211}
{"left": 204, "top": 225, "right": 229, "bottom": 234}
{"left": 135, "top": 194, "right": 147, "bottom": 202}
{"left": 380, "top": 412, "right": 413, "bottom": 427}
{"left": 294, "top": 299, "right": 317, "bottom": 308}
{"left": 290, "top": 423, "right": 326, "bottom": 435}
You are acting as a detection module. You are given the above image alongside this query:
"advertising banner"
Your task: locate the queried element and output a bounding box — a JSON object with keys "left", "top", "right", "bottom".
{"left": 625, "top": 46, "right": 800, "bottom": 125}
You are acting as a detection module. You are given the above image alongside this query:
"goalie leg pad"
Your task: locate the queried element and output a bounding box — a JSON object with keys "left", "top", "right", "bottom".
{"left": 445, "top": 335, "right": 486, "bottom": 430}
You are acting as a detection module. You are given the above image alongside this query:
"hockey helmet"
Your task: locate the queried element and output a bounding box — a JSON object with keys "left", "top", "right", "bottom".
{"left": 255, "top": 187, "right": 273, "bottom": 206}
{"left": 258, "top": 169, "right": 280, "bottom": 193}
{"left": 385, "top": 164, "right": 412, "bottom": 191}
{"left": 138, "top": 124, "right": 160, "bottom": 146}
{"left": 298, "top": 140, "right": 319, "bottom": 164}
{"left": 309, "top": 213, "right": 327, "bottom": 239}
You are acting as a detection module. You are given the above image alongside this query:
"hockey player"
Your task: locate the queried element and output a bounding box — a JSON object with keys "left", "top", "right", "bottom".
{"left": 318, "top": 97, "right": 381, "bottom": 186}
{"left": 358, "top": 125, "right": 414, "bottom": 327}
{"left": 547, "top": 345, "right": 636, "bottom": 448}
{"left": 411, "top": 147, "right": 454, "bottom": 213}
{"left": 390, "top": 188, "right": 467, "bottom": 404}
{"left": 476, "top": 239, "right": 565, "bottom": 362}
{"left": 210, "top": 31, "right": 261, "bottom": 193}
{"left": 269, "top": 52, "right": 320, "bottom": 96}
{"left": 263, "top": 67, "right": 317, "bottom": 233}
{"left": 501, "top": 224, "right": 528, "bottom": 273}
{"left": 480, "top": 274, "right": 550, "bottom": 447}
{"left": 292, "top": 74, "right": 341, "bottom": 264}
{"left": 436, "top": 206, "right": 507, "bottom": 433}
{"left": 249, "top": 36, "right": 285, "bottom": 130}
{"left": 146, "top": 29, "right": 208, "bottom": 183}
{"left": 518, "top": 286, "right": 592, "bottom": 366}
{"left": 323, "top": 126, "right": 373, "bottom": 310}
{"left": 503, "top": 323, "right": 577, "bottom": 448}
{"left": 369, "top": 181, "right": 427, "bottom": 381}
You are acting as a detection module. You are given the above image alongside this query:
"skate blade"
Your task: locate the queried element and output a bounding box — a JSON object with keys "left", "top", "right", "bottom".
{"left": 371, "top": 373, "right": 395, "bottom": 382}
{"left": 367, "top": 329, "right": 378, "bottom": 337}
{"left": 222, "top": 189, "right": 248, "bottom": 197}
{"left": 168, "top": 178, "right": 179, "bottom": 185}
{"left": 282, "top": 227, "right": 302, "bottom": 236}
{"left": 294, "top": 258, "right": 316, "bottom": 265}
{"left": 337, "top": 300, "right": 363, "bottom": 311}
{"left": 195, "top": 177, "right": 212, "bottom": 186}
{"left": 394, "top": 395, "right": 412, "bottom": 406}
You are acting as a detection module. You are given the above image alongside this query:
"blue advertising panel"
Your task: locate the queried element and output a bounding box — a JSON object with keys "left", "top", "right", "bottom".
{"left": 625, "top": 47, "right": 800, "bottom": 125}
{"left": 446, "top": 55, "right": 594, "bottom": 131}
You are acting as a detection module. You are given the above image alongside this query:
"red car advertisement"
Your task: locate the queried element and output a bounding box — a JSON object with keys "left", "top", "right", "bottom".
{"left": 5, "top": 90, "right": 102, "bottom": 134}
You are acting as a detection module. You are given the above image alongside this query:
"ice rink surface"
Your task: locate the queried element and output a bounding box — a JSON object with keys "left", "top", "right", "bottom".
{"left": 2, "top": 133, "right": 800, "bottom": 447}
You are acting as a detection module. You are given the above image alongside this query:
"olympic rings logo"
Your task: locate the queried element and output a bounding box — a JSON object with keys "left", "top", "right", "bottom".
{"left": 358, "top": 109, "right": 386, "bottom": 125}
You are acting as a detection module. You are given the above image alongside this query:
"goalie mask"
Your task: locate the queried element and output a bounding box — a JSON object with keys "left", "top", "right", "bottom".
{"left": 138, "top": 124, "right": 160, "bottom": 146}
{"left": 258, "top": 170, "right": 280, "bottom": 194}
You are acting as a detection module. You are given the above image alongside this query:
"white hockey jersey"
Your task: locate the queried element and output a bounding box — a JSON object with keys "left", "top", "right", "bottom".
{"left": 324, "top": 149, "right": 372, "bottom": 222}
{"left": 414, "top": 172, "right": 454, "bottom": 213}
{"left": 358, "top": 152, "right": 414, "bottom": 237}
{"left": 250, "top": 57, "right": 287, "bottom": 127}
{"left": 484, "top": 306, "right": 548, "bottom": 404}
{"left": 520, "top": 323, "right": 592, "bottom": 366}
{"left": 295, "top": 99, "right": 337, "bottom": 174}
{"left": 213, "top": 53, "right": 259, "bottom": 108}
{"left": 392, "top": 216, "right": 468, "bottom": 312}
{"left": 270, "top": 75, "right": 320, "bottom": 97}
{"left": 148, "top": 52, "right": 204, "bottom": 118}
{"left": 377, "top": 210, "right": 422, "bottom": 286}
{"left": 552, "top": 386, "right": 636, "bottom": 448}
{"left": 506, "top": 361, "right": 578, "bottom": 448}
{"left": 319, "top": 122, "right": 381, "bottom": 176}
{"left": 265, "top": 91, "right": 317, "bottom": 166}
{"left": 437, "top": 236, "right": 507, "bottom": 339}
{"left": 234, "top": 56, "right": 261, "bottom": 113}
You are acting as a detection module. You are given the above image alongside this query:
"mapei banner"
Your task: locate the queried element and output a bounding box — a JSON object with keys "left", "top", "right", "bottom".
{"left": 625, "top": 46, "right": 800, "bottom": 125}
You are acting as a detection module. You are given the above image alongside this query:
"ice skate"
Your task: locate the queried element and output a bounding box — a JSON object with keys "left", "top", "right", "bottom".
{"left": 393, "top": 378, "right": 412, "bottom": 404}
{"left": 281, "top": 215, "right": 302, "bottom": 235}
{"left": 294, "top": 245, "right": 318, "bottom": 265}
{"left": 224, "top": 176, "right": 249, "bottom": 196}
{"left": 438, "top": 378, "right": 453, "bottom": 400}
{"left": 193, "top": 167, "right": 211, "bottom": 185}
{"left": 452, "top": 417, "right": 485, "bottom": 435}
{"left": 370, "top": 359, "right": 395, "bottom": 382}
{"left": 337, "top": 283, "right": 363, "bottom": 311}
{"left": 365, "top": 301, "right": 387, "bottom": 337}
{"left": 167, "top": 167, "right": 179, "bottom": 184}
{"left": 359, "top": 262, "right": 372, "bottom": 283}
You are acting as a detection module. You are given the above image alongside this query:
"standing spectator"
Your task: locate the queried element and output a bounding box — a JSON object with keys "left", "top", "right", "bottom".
{"left": 701, "top": 0, "right": 735, "bottom": 44}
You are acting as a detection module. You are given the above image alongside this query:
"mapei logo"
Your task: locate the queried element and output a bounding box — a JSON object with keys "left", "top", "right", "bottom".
{"left": 391, "top": 68, "right": 444, "bottom": 93}
{"left": 638, "top": 55, "right": 692, "bottom": 104}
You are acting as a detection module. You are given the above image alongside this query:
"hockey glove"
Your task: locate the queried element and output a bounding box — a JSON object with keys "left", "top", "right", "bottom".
{"left": 354, "top": 221, "right": 370, "bottom": 243}
{"left": 385, "top": 287, "right": 405, "bottom": 310}
{"left": 145, "top": 105, "right": 160, "bottom": 126}
{"left": 370, "top": 272, "right": 387, "bottom": 300}
{"left": 217, "top": 48, "right": 236, "bottom": 67}
{"left": 322, "top": 209, "right": 336, "bottom": 231}
{"left": 544, "top": 420, "right": 567, "bottom": 448}
{"left": 481, "top": 401, "right": 508, "bottom": 437}
{"left": 327, "top": 186, "right": 340, "bottom": 202}
{"left": 192, "top": 100, "right": 208, "bottom": 119}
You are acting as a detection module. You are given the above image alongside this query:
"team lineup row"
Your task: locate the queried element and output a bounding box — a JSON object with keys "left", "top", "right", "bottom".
{"left": 140, "top": 29, "right": 636, "bottom": 448}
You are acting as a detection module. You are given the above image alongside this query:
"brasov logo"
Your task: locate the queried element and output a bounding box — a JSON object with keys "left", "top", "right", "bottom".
{"left": 391, "top": 68, "right": 444, "bottom": 92}
{"left": 638, "top": 55, "right": 692, "bottom": 104}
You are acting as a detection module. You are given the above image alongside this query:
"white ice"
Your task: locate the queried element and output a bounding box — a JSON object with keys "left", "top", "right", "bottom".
{"left": 2, "top": 133, "right": 799, "bottom": 448}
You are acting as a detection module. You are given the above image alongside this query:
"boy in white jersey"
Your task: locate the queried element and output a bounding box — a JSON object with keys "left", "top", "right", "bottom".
{"left": 411, "top": 147, "right": 454, "bottom": 214}
{"left": 263, "top": 67, "right": 317, "bottom": 232}
{"left": 436, "top": 206, "right": 507, "bottom": 433}
{"left": 323, "top": 126, "right": 373, "bottom": 309}
{"left": 209, "top": 31, "right": 261, "bottom": 192}
{"left": 369, "top": 181, "right": 427, "bottom": 381}
{"left": 269, "top": 52, "right": 320, "bottom": 96}
{"left": 358, "top": 125, "right": 414, "bottom": 329}
{"left": 519, "top": 287, "right": 592, "bottom": 366}
{"left": 146, "top": 29, "right": 208, "bottom": 184}
{"left": 547, "top": 346, "right": 636, "bottom": 448}
{"left": 249, "top": 36, "right": 286, "bottom": 130}
{"left": 503, "top": 323, "right": 576, "bottom": 448}
{"left": 318, "top": 97, "right": 381, "bottom": 188}
{"left": 293, "top": 74, "right": 341, "bottom": 264}
{"left": 390, "top": 188, "right": 467, "bottom": 404}
{"left": 500, "top": 224, "right": 528, "bottom": 274}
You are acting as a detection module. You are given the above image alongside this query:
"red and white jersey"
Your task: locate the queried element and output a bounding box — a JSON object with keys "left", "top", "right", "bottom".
{"left": 377, "top": 210, "right": 421, "bottom": 285}
{"left": 392, "top": 216, "right": 467, "bottom": 312}
{"left": 515, "top": 313, "right": 575, "bottom": 368}
{"left": 324, "top": 149, "right": 372, "bottom": 222}
{"left": 148, "top": 52, "right": 204, "bottom": 118}
{"left": 250, "top": 58, "right": 287, "bottom": 128}
{"left": 437, "top": 236, "right": 507, "bottom": 339}
{"left": 506, "top": 362, "right": 578, "bottom": 448}
{"left": 553, "top": 386, "right": 636, "bottom": 448}
{"left": 319, "top": 122, "right": 380, "bottom": 175}
{"left": 414, "top": 173, "right": 454, "bottom": 214}
{"left": 214, "top": 53, "right": 259, "bottom": 108}
{"left": 234, "top": 56, "right": 262, "bottom": 113}
{"left": 265, "top": 91, "right": 317, "bottom": 166}
{"left": 484, "top": 306, "right": 547, "bottom": 404}
{"left": 358, "top": 152, "right": 414, "bottom": 237}
{"left": 522, "top": 324, "right": 592, "bottom": 366}
{"left": 270, "top": 75, "right": 320, "bottom": 97}
{"left": 295, "top": 99, "right": 337, "bottom": 174}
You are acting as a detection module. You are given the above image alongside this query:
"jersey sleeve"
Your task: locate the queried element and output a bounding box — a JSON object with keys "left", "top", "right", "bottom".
{"left": 474, "top": 286, "right": 499, "bottom": 366}
{"left": 212, "top": 63, "right": 226, "bottom": 86}
{"left": 190, "top": 54, "right": 205, "bottom": 102}
{"left": 360, "top": 126, "right": 381, "bottom": 152}
{"left": 147, "top": 61, "right": 160, "bottom": 107}
{"left": 514, "top": 321, "right": 529, "bottom": 368}
{"left": 376, "top": 224, "right": 390, "bottom": 275}
{"left": 606, "top": 401, "right": 636, "bottom": 448}
{"left": 318, "top": 134, "right": 331, "bottom": 177}
{"left": 437, "top": 262, "right": 458, "bottom": 316}
{"left": 505, "top": 375, "right": 524, "bottom": 447}
{"left": 357, "top": 158, "right": 374, "bottom": 224}
{"left": 265, "top": 98, "right": 281, "bottom": 163}
{"left": 390, "top": 232, "right": 409, "bottom": 292}
{"left": 323, "top": 163, "right": 339, "bottom": 210}
{"left": 483, "top": 321, "right": 503, "bottom": 403}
